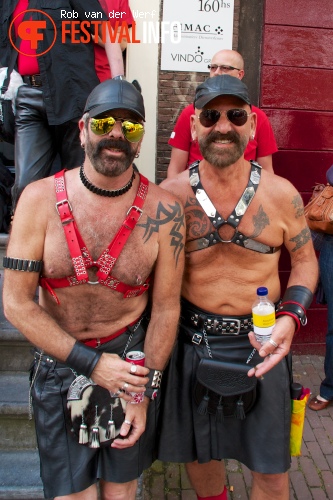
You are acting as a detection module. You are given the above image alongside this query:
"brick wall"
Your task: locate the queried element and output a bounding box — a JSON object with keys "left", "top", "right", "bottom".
{"left": 156, "top": 0, "right": 241, "bottom": 183}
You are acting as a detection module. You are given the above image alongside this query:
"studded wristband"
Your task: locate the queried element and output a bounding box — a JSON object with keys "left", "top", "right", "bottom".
{"left": 66, "top": 341, "right": 102, "bottom": 378}
{"left": 144, "top": 369, "right": 163, "bottom": 400}
{"left": 3, "top": 256, "right": 43, "bottom": 273}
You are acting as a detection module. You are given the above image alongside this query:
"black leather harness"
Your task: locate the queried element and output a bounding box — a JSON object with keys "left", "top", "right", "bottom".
{"left": 186, "top": 160, "right": 279, "bottom": 255}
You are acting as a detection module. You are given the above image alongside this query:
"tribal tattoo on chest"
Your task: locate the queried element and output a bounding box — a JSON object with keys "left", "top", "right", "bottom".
{"left": 247, "top": 205, "right": 270, "bottom": 238}
{"left": 138, "top": 201, "right": 185, "bottom": 265}
{"left": 185, "top": 196, "right": 209, "bottom": 239}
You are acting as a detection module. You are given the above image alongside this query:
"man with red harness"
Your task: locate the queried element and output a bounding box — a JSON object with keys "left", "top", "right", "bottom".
{"left": 3, "top": 79, "right": 185, "bottom": 499}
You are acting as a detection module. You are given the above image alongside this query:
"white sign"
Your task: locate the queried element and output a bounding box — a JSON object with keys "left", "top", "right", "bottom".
{"left": 161, "top": 0, "right": 234, "bottom": 72}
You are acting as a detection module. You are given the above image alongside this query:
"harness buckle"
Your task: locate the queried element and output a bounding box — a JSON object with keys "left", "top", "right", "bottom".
{"left": 192, "top": 333, "right": 203, "bottom": 345}
{"left": 56, "top": 199, "right": 73, "bottom": 216}
{"left": 127, "top": 205, "right": 143, "bottom": 219}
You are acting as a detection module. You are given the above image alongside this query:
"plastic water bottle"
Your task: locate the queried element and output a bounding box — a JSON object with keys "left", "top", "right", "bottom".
{"left": 252, "top": 287, "right": 275, "bottom": 344}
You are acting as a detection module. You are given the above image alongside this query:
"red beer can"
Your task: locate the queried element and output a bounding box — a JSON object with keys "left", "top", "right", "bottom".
{"left": 126, "top": 351, "right": 145, "bottom": 404}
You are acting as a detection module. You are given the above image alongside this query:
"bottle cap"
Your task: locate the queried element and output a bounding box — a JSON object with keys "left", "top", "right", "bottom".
{"left": 257, "top": 287, "right": 268, "bottom": 296}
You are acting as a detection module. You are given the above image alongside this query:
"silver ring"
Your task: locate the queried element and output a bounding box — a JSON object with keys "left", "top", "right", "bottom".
{"left": 124, "top": 419, "right": 132, "bottom": 425}
{"left": 113, "top": 389, "right": 121, "bottom": 397}
{"left": 122, "top": 382, "right": 129, "bottom": 391}
{"left": 130, "top": 364, "right": 137, "bottom": 374}
{"left": 269, "top": 338, "right": 279, "bottom": 348}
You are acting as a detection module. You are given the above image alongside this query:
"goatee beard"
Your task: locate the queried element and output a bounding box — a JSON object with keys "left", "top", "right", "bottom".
{"left": 86, "top": 138, "right": 137, "bottom": 177}
{"left": 199, "top": 131, "right": 247, "bottom": 168}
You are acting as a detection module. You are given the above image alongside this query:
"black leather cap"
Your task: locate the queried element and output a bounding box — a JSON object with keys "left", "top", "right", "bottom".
{"left": 84, "top": 79, "right": 145, "bottom": 121}
{"left": 194, "top": 74, "right": 251, "bottom": 109}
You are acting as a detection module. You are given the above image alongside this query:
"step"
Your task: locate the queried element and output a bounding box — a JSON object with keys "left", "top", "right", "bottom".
{"left": 0, "top": 449, "right": 143, "bottom": 500}
{"left": 0, "top": 266, "right": 35, "bottom": 372}
{"left": 0, "top": 233, "right": 8, "bottom": 265}
{"left": 0, "top": 372, "right": 37, "bottom": 450}
{"left": 0, "top": 330, "right": 34, "bottom": 372}
{"left": 0, "top": 450, "right": 46, "bottom": 500}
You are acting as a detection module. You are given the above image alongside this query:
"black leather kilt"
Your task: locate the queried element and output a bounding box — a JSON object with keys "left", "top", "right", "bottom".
{"left": 157, "top": 299, "right": 292, "bottom": 474}
{"left": 30, "top": 315, "right": 159, "bottom": 498}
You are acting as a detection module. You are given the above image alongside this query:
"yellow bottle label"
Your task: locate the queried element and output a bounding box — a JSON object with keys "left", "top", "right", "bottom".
{"left": 252, "top": 312, "right": 275, "bottom": 328}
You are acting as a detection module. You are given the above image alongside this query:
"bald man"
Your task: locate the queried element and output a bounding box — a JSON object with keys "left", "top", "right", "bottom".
{"left": 167, "top": 49, "right": 277, "bottom": 177}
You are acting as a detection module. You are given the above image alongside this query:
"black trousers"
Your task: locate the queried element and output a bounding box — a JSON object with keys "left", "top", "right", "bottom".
{"left": 13, "top": 85, "right": 84, "bottom": 209}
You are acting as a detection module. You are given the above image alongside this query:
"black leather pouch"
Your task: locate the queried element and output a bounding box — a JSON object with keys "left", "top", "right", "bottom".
{"left": 194, "top": 359, "right": 257, "bottom": 419}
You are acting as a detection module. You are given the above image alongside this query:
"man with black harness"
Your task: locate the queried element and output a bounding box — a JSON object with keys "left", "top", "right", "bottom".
{"left": 2, "top": 79, "right": 185, "bottom": 499}
{"left": 158, "top": 75, "right": 318, "bottom": 499}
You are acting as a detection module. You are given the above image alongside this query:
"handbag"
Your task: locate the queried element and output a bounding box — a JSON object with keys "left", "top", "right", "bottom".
{"left": 194, "top": 358, "right": 257, "bottom": 420}
{"left": 304, "top": 183, "right": 333, "bottom": 234}
{"left": 67, "top": 375, "right": 127, "bottom": 448}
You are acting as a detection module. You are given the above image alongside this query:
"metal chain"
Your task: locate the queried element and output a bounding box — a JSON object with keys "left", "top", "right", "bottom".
{"left": 246, "top": 348, "right": 257, "bottom": 365}
{"left": 203, "top": 327, "right": 213, "bottom": 359}
{"left": 121, "top": 316, "right": 143, "bottom": 359}
{"left": 29, "top": 351, "right": 43, "bottom": 420}
{"left": 203, "top": 327, "right": 257, "bottom": 365}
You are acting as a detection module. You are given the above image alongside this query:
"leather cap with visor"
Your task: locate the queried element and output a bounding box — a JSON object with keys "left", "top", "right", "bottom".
{"left": 194, "top": 74, "right": 251, "bottom": 109}
{"left": 84, "top": 79, "right": 145, "bottom": 121}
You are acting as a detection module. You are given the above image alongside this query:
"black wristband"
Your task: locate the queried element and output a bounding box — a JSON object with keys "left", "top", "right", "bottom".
{"left": 144, "top": 369, "right": 163, "bottom": 400}
{"left": 66, "top": 341, "right": 102, "bottom": 378}
{"left": 276, "top": 285, "right": 313, "bottom": 331}
{"left": 282, "top": 285, "right": 313, "bottom": 310}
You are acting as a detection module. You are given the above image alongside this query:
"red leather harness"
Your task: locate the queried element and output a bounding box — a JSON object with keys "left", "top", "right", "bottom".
{"left": 39, "top": 169, "right": 150, "bottom": 305}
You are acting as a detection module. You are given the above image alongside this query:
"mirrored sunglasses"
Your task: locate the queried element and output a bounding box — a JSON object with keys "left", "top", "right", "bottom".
{"left": 199, "top": 108, "right": 250, "bottom": 127}
{"left": 90, "top": 116, "right": 145, "bottom": 142}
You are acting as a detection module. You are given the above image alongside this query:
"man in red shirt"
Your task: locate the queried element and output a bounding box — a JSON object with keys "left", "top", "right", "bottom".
{"left": 167, "top": 49, "right": 277, "bottom": 177}
{"left": 95, "top": 0, "right": 134, "bottom": 81}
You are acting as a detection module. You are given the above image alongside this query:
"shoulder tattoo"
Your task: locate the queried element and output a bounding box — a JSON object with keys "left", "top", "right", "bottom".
{"left": 289, "top": 226, "right": 311, "bottom": 252}
{"left": 247, "top": 205, "right": 270, "bottom": 238}
{"left": 138, "top": 201, "right": 185, "bottom": 264}
{"left": 292, "top": 194, "right": 304, "bottom": 219}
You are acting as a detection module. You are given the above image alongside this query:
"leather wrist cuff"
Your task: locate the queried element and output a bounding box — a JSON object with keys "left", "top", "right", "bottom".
{"left": 144, "top": 369, "right": 163, "bottom": 400}
{"left": 3, "top": 256, "right": 43, "bottom": 273}
{"left": 276, "top": 285, "right": 313, "bottom": 333}
{"left": 66, "top": 341, "right": 102, "bottom": 378}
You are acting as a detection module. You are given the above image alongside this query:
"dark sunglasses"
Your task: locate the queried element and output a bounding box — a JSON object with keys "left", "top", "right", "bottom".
{"left": 199, "top": 108, "right": 251, "bottom": 127}
{"left": 90, "top": 116, "right": 145, "bottom": 142}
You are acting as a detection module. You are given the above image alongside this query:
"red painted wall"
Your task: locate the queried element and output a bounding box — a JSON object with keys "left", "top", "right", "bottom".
{"left": 261, "top": 0, "right": 333, "bottom": 353}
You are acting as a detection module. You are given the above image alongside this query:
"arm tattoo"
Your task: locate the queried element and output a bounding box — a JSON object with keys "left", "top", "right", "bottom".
{"left": 138, "top": 201, "right": 185, "bottom": 264}
{"left": 292, "top": 194, "right": 304, "bottom": 219}
{"left": 247, "top": 205, "right": 270, "bottom": 238}
{"left": 289, "top": 226, "right": 311, "bottom": 252}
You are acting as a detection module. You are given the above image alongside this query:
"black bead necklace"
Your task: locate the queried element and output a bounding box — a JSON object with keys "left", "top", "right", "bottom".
{"left": 80, "top": 166, "right": 135, "bottom": 197}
